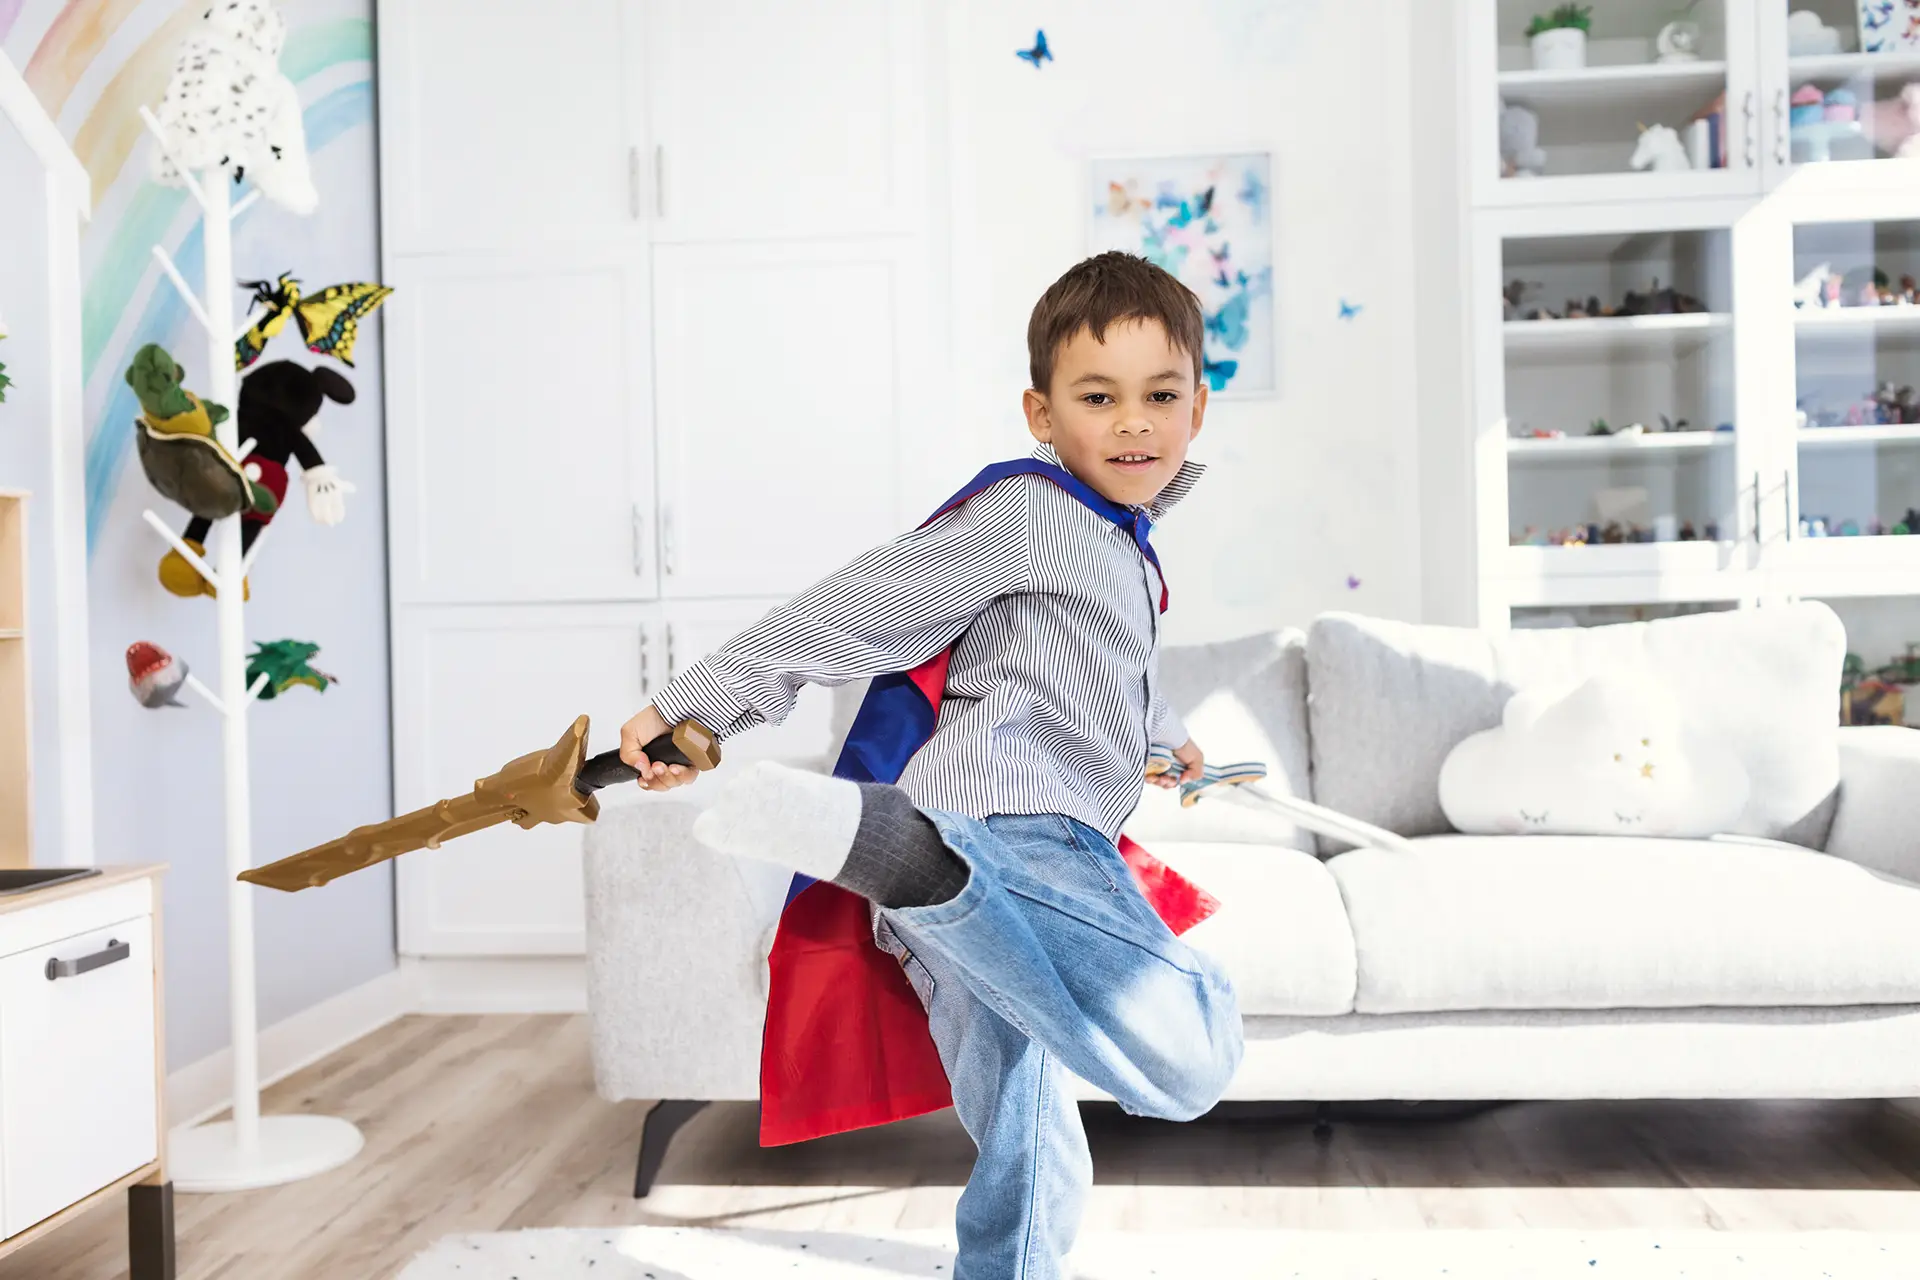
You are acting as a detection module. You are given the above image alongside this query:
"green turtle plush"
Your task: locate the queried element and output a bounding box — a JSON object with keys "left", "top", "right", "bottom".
{"left": 128, "top": 343, "right": 277, "bottom": 522}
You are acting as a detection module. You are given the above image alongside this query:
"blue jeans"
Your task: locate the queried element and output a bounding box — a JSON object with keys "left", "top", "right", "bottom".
{"left": 873, "top": 810, "right": 1242, "bottom": 1280}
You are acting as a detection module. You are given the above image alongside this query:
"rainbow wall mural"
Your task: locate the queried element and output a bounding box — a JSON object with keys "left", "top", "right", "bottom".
{"left": 1, "top": 0, "right": 373, "bottom": 551}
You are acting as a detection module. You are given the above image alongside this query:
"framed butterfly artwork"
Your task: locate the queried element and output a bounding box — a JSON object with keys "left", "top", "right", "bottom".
{"left": 1087, "top": 151, "right": 1276, "bottom": 397}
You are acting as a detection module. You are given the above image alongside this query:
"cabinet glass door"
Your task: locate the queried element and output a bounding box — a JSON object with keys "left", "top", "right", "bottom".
{"left": 1498, "top": 220, "right": 1751, "bottom": 600}
{"left": 1794, "top": 593, "right": 1920, "bottom": 727}
{"left": 1762, "top": 1, "right": 1920, "bottom": 187}
{"left": 1476, "top": 0, "right": 1758, "bottom": 205}
{"left": 1783, "top": 212, "right": 1920, "bottom": 593}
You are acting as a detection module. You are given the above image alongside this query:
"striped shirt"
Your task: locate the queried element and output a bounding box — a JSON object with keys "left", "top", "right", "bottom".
{"left": 650, "top": 443, "right": 1204, "bottom": 843}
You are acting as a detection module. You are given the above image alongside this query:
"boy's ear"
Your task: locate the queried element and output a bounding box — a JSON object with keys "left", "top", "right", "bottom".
{"left": 1189, "top": 382, "right": 1209, "bottom": 441}
{"left": 1022, "top": 387, "right": 1053, "bottom": 443}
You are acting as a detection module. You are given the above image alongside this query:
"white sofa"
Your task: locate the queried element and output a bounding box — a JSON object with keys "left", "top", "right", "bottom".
{"left": 584, "top": 602, "right": 1920, "bottom": 1195}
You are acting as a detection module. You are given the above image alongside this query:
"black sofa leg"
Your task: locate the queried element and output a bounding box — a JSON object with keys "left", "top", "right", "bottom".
{"left": 634, "top": 1099, "right": 709, "bottom": 1199}
{"left": 128, "top": 1180, "right": 176, "bottom": 1280}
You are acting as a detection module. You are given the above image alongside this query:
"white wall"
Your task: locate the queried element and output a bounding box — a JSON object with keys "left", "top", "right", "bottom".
{"left": 943, "top": 0, "right": 1425, "bottom": 641}
{"left": 1409, "top": 0, "right": 1477, "bottom": 627}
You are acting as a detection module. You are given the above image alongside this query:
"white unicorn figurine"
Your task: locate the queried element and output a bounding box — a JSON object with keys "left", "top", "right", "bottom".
{"left": 1629, "top": 124, "right": 1692, "bottom": 173}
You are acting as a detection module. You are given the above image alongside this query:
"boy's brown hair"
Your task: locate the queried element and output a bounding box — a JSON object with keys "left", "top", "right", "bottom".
{"left": 1027, "top": 251, "right": 1206, "bottom": 393}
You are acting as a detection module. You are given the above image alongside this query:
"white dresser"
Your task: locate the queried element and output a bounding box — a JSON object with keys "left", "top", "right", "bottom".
{"left": 0, "top": 865, "right": 173, "bottom": 1278}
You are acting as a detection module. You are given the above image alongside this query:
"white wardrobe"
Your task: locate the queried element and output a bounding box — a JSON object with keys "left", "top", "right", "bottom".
{"left": 377, "top": 0, "right": 950, "bottom": 959}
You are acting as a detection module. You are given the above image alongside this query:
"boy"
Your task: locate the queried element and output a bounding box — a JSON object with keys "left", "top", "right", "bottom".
{"left": 618, "top": 251, "right": 1242, "bottom": 1278}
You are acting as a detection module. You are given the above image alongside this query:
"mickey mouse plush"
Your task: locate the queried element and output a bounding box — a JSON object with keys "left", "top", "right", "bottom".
{"left": 159, "top": 360, "right": 357, "bottom": 598}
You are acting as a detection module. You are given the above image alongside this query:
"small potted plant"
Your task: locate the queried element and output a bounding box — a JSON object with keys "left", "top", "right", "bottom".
{"left": 1527, "top": 4, "right": 1592, "bottom": 71}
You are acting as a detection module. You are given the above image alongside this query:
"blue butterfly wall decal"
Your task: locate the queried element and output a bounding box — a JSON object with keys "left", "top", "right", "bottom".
{"left": 1338, "top": 299, "right": 1362, "bottom": 320}
{"left": 1017, "top": 29, "right": 1053, "bottom": 67}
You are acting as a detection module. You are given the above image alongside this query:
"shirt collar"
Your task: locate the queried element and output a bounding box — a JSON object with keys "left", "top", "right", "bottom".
{"left": 1030, "top": 442, "right": 1205, "bottom": 522}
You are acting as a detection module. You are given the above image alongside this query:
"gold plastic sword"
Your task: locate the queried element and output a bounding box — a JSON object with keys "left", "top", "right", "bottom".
{"left": 238, "top": 716, "right": 721, "bottom": 892}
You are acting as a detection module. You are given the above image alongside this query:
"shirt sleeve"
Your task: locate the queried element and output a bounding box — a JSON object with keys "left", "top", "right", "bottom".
{"left": 650, "top": 478, "right": 1037, "bottom": 742}
{"left": 1149, "top": 688, "right": 1190, "bottom": 752}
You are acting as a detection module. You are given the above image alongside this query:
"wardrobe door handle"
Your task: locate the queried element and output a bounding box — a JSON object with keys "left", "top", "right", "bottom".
{"left": 631, "top": 503, "right": 647, "bottom": 576}
{"left": 666, "top": 624, "right": 677, "bottom": 678}
{"left": 640, "top": 628, "right": 652, "bottom": 691}
{"left": 654, "top": 145, "right": 666, "bottom": 218}
{"left": 661, "top": 506, "right": 677, "bottom": 577}
{"left": 1774, "top": 89, "right": 1789, "bottom": 165}
{"left": 1752, "top": 471, "right": 1762, "bottom": 545}
{"left": 1742, "top": 91, "right": 1756, "bottom": 167}
{"left": 1783, "top": 468, "right": 1795, "bottom": 539}
{"left": 46, "top": 938, "right": 130, "bottom": 981}
{"left": 628, "top": 146, "right": 642, "bottom": 220}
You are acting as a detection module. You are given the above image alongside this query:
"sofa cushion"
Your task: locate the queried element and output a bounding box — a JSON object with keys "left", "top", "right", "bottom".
{"left": 1331, "top": 834, "right": 1920, "bottom": 1015}
{"left": 1306, "top": 603, "right": 1845, "bottom": 848}
{"left": 1123, "top": 630, "right": 1316, "bottom": 852}
{"left": 1149, "top": 841, "right": 1355, "bottom": 1015}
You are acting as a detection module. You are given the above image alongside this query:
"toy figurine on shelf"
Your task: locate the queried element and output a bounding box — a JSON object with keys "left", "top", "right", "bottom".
{"left": 1588, "top": 417, "right": 1612, "bottom": 435}
{"left": 1504, "top": 278, "right": 1553, "bottom": 321}
{"left": 1871, "top": 518, "right": 1890, "bottom": 536}
{"left": 1500, "top": 99, "right": 1547, "bottom": 178}
{"left": 1793, "top": 263, "right": 1834, "bottom": 308}
{"left": 1618, "top": 278, "right": 1706, "bottom": 315}
{"left": 1838, "top": 519, "right": 1862, "bottom": 536}
{"left": 1659, "top": 414, "right": 1695, "bottom": 432}
{"left": 1679, "top": 521, "right": 1699, "bottom": 541}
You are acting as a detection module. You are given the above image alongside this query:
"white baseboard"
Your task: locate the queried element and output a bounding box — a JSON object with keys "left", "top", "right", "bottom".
{"left": 167, "top": 966, "right": 412, "bottom": 1130}
{"left": 401, "top": 954, "right": 587, "bottom": 1014}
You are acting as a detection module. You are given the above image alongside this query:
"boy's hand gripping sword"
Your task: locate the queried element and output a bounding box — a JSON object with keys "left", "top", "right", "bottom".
{"left": 237, "top": 717, "right": 721, "bottom": 892}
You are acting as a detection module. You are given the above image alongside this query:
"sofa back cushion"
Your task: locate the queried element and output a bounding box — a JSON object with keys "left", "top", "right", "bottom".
{"left": 1305, "top": 603, "right": 1846, "bottom": 848}
{"left": 1122, "top": 629, "right": 1317, "bottom": 852}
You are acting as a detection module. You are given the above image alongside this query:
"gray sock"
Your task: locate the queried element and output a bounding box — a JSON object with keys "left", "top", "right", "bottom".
{"left": 835, "top": 782, "right": 970, "bottom": 909}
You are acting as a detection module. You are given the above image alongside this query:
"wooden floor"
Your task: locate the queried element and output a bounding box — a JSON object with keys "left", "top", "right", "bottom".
{"left": 11, "top": 1013, "right": 1920, "bottom": 1278}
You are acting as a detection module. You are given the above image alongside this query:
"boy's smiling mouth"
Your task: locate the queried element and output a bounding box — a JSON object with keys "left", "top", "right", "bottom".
{"left": 1108, "top": 451, "right": 1158, "bottom": 472}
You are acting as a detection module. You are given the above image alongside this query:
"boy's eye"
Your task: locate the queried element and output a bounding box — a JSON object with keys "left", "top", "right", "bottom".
{"left": 1149, "top": 391, "right": 1179, "bottom": 403}
{"left": 1081, "top": 393, "right": 1112, "bottom": 406}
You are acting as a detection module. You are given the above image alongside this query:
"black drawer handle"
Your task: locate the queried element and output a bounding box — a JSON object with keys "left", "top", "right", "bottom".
{"left": 45, "top": 938, "right": 131, "bottom": 981}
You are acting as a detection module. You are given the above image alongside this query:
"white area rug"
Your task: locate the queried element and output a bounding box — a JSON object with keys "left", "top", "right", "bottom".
{"left": 399, "top": 1225, "right": 1920, "bottom": 1278}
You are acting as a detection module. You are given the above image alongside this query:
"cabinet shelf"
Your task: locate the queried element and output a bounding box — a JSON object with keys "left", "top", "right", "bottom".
{"left": 1798, "top": 425, "right": 1920, "bottom": 447}
{"left": 1794, "top": 306, "right": 1920, "bottom": 343}
{"left": 1504, "top": 313, "right": 1731, "bottom": 362}
{"left": 1497, "top": 60, "right": 1728, "bottom": 108}
{"left": 1509, "top": 432, "right": 1731, "bottom": 460}
{"left": 1788, "top": 51, "right": 1920, "bottom": 81}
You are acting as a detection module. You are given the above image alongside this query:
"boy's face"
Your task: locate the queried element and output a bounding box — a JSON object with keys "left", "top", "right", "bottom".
{"left": 1022, "top": 318, "right": 1207, "bottom": 507}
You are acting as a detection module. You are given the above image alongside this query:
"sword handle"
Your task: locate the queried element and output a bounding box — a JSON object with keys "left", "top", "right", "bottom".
{"left": 575, "top": 719, "right": 722, "bottom": 792}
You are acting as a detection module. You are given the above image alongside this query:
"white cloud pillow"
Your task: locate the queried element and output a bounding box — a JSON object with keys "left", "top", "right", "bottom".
{"left": 1438, "top": 673, "right": 1750, "bottom": 838}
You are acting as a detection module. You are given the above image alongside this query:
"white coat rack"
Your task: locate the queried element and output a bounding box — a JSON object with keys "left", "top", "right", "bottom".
{"left": 137, "top": 107, "right": 364, "bottom": 1192}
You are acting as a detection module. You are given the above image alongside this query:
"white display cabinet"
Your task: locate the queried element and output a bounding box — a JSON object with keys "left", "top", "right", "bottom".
{"left": 1466, "top": 2, "right": 1920, "bottom": 660}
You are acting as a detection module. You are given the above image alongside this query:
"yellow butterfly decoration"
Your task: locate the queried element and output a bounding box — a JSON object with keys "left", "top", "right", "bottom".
{"left": 235, "top": 272, "right": 395, "bottom": 370}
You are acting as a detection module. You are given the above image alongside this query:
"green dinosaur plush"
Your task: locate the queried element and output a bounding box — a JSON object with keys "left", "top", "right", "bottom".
{"left": 247, "top": 640, "right": 337, "bottom": 700}
{"left": 126, "top": 342, "right": 276, "bottom": 521}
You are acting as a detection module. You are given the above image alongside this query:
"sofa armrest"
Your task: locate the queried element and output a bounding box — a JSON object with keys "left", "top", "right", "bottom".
{"left": 583, "top": 796, "right": 790, "bottom": 1104}
{"left": 1823, "top": 726, "right": 1920, "bottom": 883}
